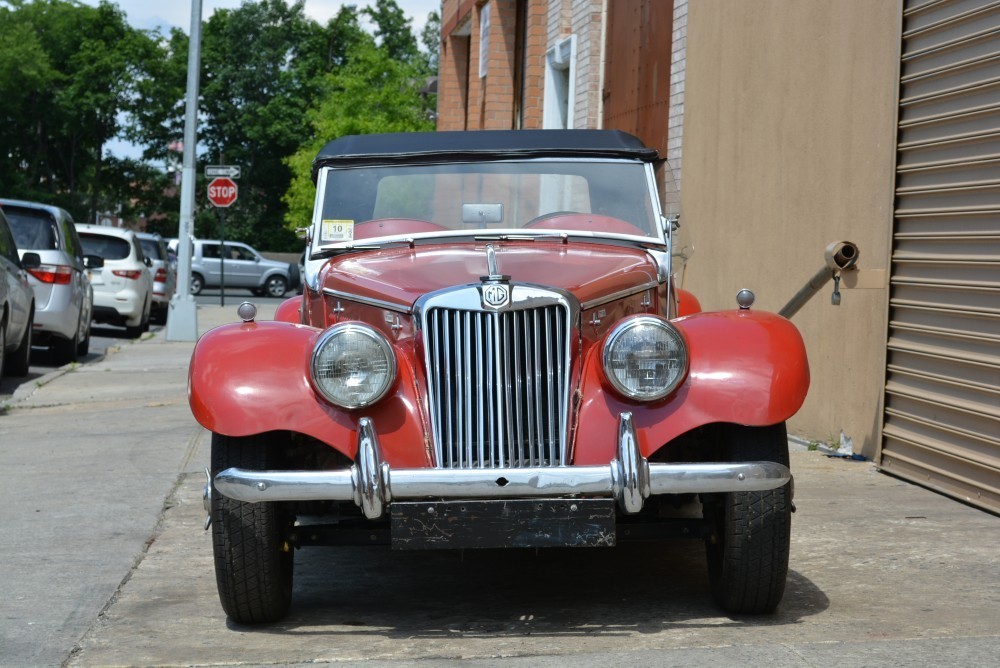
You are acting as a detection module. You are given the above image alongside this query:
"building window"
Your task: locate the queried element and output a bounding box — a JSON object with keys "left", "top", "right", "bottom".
{"left": 543, "top": 35, "right": 576, "bottom": 129}
{"left": 479, "top": 3, "right": 490, "bottom": 78}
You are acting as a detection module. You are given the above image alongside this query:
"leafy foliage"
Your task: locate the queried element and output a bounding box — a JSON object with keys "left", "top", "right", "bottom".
{"left": 282, "top": 35, "right": 436, "bottom": 232}
{"left": 0, "top": 0, "right": 166, "bottom": 222}
{"left": 0, "top": 0, "right": 438, "bottom": 251}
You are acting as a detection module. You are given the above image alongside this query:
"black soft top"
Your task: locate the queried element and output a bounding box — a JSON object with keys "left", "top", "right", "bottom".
{"left": 311, "top": 129, "right": 658, "bottom": 181}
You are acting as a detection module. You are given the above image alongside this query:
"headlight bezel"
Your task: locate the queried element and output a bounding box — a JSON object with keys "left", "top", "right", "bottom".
{"left": 310, "top": 322, "right": 397, "bottom": 409}
{"left": 601, "top": 316, "right": 688, "bottom": 402}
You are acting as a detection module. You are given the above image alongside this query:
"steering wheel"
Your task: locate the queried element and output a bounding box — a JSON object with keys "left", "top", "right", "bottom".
{"left": 524, "top": 211, "right": 579, "bottom": 227}
{"left": 523, "top": 212, "right": 649, "bottom": 236}
{"left": 354, "top": 218, "right": 447, "bottom": 240}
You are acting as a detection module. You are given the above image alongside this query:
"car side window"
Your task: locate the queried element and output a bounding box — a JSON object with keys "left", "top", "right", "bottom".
{"left": 233, "top": 245, "right": 255, "bottom": 261}
{"left": 202, "top": 243, "right": 220, "bottom": 259}
{"left": 62, "top": 215, "right": 83, "bottom": 261}
{"left": 0, "top": 215, "right": 18, "bottom": 263}
{"left": 133, "top": 238, "right": 146, "bottom": 263}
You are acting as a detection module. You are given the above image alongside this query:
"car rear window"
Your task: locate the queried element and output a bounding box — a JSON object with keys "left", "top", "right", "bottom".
{"left": 139, "top": 238, "right": 164, "bottom": 261}
{"left": 3, "top": 207, "right": 58, "bottom": 250}
{"left": 80, "top": 233, "right": 131, "bottom": 260}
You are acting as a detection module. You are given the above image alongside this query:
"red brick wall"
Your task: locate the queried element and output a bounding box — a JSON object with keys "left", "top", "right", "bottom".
{"left": 438, "top": 1, "right": 548, "bottom": 131}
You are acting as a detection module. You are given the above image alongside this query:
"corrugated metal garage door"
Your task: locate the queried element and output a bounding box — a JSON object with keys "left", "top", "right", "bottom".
{"left": 881, "top": 0, "right": 1000, "bottom": 513}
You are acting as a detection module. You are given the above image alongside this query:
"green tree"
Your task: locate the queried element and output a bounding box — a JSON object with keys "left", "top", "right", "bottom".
{"left": 420, "top": 11, "right": 441, "bottom": 74}
{"left": 0, "top": 0, "right": 170, "bottom": 223}
{"left": 198, "top": 0, "right": 326, "bottom": 250}
{"left": 282, "top": 39, "right": 435, "bottom": 231}
{"left": 363, "top": 0, "right": 419, "bottom": 64}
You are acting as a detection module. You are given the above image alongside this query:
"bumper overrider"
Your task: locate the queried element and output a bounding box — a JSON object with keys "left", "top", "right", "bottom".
{"left": 210, "top": 413, "right": 792, "bottom": 521}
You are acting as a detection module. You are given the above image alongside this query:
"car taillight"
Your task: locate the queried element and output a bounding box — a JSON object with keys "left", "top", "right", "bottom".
{"left": 154, "top": 268, "right": 167, "bottom": 282}
{"left": 28, "top": 264, "right": 73, "bottom": 285}
{"left": 113, "top": 270, "right": 144, "bottom": 280}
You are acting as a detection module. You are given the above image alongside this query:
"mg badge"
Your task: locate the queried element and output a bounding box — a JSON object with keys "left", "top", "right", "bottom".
{"left": 481, "top": 283, "right": 510, "bottom": 309}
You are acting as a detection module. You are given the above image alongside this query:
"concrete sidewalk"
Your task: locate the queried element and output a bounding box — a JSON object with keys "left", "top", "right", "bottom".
{"left": 1, "top": 302, "right": 998, "bottom": 667}
{"left": 0, "top": 303, "right": 271, "bottom": 667}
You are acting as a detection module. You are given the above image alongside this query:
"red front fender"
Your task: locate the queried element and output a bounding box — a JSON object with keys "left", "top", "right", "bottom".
{"left": 574, "top": 310, "right": 810, "bottom": 464}
{"left": 274, "top": 295, "right": 303, "bottom": 323}
{"left": 188, "top": 321, "right": 429, "bottom": 467}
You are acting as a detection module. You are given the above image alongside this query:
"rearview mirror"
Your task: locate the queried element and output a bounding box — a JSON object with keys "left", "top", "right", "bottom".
{"left": 462, "top": 203, "right": 503, "bottom": 225}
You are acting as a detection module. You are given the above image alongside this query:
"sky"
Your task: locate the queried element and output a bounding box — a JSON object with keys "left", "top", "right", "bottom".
{"left": 80, "top": 0, "right": 441, "bottom": 36}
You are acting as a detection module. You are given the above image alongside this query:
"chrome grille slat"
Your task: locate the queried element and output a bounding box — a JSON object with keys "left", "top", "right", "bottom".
{"left": 424, "top": 292, "right": 570, "bottom": 470}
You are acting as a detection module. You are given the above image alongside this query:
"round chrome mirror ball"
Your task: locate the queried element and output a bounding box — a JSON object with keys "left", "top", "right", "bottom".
{"left": 736, "top": 289, "right": 756, "bottom": 310}
{"left": 237, "top": 301, "right": 258, "bottom": 322}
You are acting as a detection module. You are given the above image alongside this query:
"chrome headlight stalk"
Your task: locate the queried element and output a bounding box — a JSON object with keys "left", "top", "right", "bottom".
{"left": 311, "top": 323, "right": 397, "bottom": 409}
{"left": 602, "top": 316, "right": 688, "bottom": 401}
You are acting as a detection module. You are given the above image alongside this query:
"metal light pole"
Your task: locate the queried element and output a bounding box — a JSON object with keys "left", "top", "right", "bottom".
{"left": 166, "top": 0, "right": 203, "bottom": 341}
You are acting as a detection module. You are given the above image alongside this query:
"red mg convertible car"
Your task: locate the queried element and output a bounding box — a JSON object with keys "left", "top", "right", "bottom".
{"left": 190, "top": 130, "right": 810, "bottom": 624}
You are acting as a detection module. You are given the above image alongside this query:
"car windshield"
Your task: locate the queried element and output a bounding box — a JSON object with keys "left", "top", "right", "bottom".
{"left": 4, "top": 207, "right": 58, "bottom": 250}
{"left": 315, "top": 160, "right": 660, "bottom": 247}
{"left": 80, "top": 233, "right": 130, "bottom": 260}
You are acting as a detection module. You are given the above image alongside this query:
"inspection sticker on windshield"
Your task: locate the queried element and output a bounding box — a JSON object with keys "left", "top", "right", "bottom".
{"left": 322, "top": 219, "right": 354, "bottom": 242}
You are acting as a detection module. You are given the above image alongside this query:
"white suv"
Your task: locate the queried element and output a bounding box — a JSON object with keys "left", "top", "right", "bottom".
{"left": 77, "top": 225, "right": 154, "bottom": 338}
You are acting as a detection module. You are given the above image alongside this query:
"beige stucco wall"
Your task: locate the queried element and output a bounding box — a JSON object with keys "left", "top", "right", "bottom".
{"left": 679, "top": 1, "right": 901, "bottom": 457}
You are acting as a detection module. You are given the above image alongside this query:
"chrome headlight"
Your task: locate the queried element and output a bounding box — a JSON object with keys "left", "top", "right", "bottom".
{"left": 311, "top": 323, "right": 396, "bottom": 409}
{"left": 602, "top": 317, "right": 688, "bottom": 401}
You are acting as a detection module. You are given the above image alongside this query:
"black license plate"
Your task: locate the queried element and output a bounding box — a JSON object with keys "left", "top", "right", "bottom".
{"left": 390, "top": 498, "right": 616, "bottom": 550}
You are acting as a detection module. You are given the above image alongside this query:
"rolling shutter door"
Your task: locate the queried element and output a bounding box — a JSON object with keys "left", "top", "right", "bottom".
{"left": 882, "top": 0, "right": 1000, "bottom": 513}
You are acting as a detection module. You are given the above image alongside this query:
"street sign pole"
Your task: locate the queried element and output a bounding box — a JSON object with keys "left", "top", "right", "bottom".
{"left": 206, "top": 174, "right": 238, "bottom": 308}
{"left": 166, "top": 0, "right": 202, "bottom": 342}
{"left": 219, "top": 209, "right": 226, "bottom": 307}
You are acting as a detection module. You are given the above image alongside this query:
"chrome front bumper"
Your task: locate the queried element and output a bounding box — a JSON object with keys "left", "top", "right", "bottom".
{"left": 212, "top": 413, "right": 792, "bottom": 520}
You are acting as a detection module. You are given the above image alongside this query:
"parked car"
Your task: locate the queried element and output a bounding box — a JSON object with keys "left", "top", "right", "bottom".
{"left": 188, "top": 238, "right": 295, "bottom": 297}
{"left": 190, "top": 130, "right": 809, "bottom": 624}
{"left": 77, "top": 225, "right": 153, "bottom": 338}
{"left": 0, "top": 208, "right": 36, "bottom": 377}
{"left": 135, "top": 232, "right": 176, "bottom": 324}
{"left": 0, "top": 198, "right": 97, "bottom": 363}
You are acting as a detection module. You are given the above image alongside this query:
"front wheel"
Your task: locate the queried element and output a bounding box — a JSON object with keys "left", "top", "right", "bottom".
{"left": 264, "top": 275, "right": 287, "bottom": 298}
{"left": 190, "top": 273, "right": 204, "bottom": 295}
{"left": 703, "top": 423, "right": 791, "bottom": 614}
{"left": 211, "top": 432, "right": 294, "bottom": 624}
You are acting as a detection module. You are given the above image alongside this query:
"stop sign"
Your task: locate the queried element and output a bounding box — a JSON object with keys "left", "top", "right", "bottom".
{"left": 207, "top": 177, "right": 238, "bottom": 207}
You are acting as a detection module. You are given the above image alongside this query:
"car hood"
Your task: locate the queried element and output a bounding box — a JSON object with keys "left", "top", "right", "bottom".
{"left": 322, "top": 241, "right": 660, "bottom": 310}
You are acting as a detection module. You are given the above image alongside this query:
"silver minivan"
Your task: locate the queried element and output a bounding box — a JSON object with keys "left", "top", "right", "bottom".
{"left": 1, "top": 198, "right": 96, "bottom": 363}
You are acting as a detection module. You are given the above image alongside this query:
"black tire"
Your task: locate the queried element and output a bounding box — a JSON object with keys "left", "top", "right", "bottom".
{"left": 264, "top": 275, "right": 287, "bottom": 298}
{"left": 125, "top": 300, "right": 150, "bottom": 339}
{"left": 211, "top": 432, "right": 294, "bottom": 624}
{"left": 7, "top": 310, "right": 33, "bottom": 377}
{"left": 190, "top": 273, "right": 204, "bottom": 295}
{"left": 77, "top": 317, "right": 91, "bottom": 356}
{"left": 52, "top": 310, "right": 84, "bottom": 365}
{"left": 51, "top": 334, "right": 79, "bottom": 365}
{"left": 703, "top": 423, "right": 791, "bottom": 614}
{"left": 0, "top": 318, "right": 7, "bottom": 378}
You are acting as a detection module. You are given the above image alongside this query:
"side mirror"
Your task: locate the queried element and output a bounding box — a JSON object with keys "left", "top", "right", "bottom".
{"left": 84, "top": 254, "right": 105, "bottom": 269}
{"left": 21, "top": 251, "right": 41, "bottom": 269}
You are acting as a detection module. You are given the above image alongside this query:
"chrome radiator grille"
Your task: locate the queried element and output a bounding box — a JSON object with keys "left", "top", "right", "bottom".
{"left": 424, "top": 302, "right": 570, "bottom": 469}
